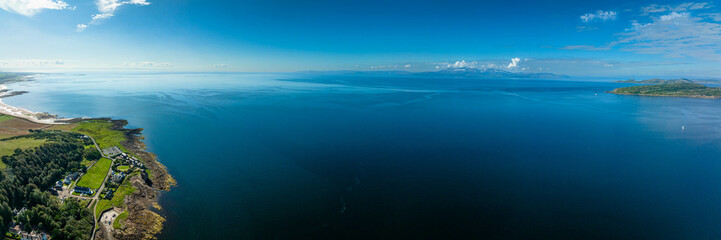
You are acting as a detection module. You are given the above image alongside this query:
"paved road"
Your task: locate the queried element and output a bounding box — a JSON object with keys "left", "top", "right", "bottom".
{"left": 82, "top": 134, "right": 116, "bottom": 240}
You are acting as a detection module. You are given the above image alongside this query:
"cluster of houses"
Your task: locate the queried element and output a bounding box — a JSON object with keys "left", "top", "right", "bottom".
{"left": 116, "top": 151, "right": 145, "bottom": 169}
{"left": 7, "top": 217, "right": 51, "bottom": 240}
{"left": 54, "top": 172, "right": 81, "bottom": 190}
{"left": 20, "top": 231, "right": 50, "bottom": 240}
{"left": 51, "top": 172, "right": 82, "bottom": 196}
{"left": 8, "top": 224, "right": 51, "bottom": 240}
{"left": 102, "top": 146, "right": 145, "bottom": 169}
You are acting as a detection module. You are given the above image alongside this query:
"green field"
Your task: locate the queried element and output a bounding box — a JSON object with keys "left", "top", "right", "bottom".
{"left": 95, "top": 177, "right": 137, "bottom": 217}
{"left": 72, "top": 121, "right": 127, "bottom": 150}
{"left": 0, "top": 137, "right": 47, "bottom": 169}
{"left": 0, "top": 114, "right": 13, "bottom": 123}
{"left": 0, "top": 137, "right": 47, "bottom": 156}
{"left": 76, "top": 157, "right": 112, "bottom": 189}
{"left": 117, "top": 165, "right": 130, "bottom": 171}
{"left": 113, "top": 211, "right": 128, "bottom": 229}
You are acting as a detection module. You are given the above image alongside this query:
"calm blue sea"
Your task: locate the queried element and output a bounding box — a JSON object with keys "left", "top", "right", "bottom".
{"left": 7, "top": 73, "right": 721, "bottom": 239}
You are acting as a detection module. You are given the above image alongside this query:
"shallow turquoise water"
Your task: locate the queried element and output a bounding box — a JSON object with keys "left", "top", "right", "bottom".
{"left": 7, "top": 73, "right": 721, "bottom": 239}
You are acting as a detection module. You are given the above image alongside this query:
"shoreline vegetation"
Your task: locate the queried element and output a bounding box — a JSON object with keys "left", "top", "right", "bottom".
{"left": 0, "top": 72, "right": 174, "bottom": 240}
{"left": 609, "top": 78, "right": 721, "bottom": 99}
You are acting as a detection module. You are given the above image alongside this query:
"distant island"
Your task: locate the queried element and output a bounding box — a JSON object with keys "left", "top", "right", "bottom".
{"left": 609, "top": 78, "right": 721, "bottom": 99}
{"left": 613, "top": 78, "right": 694, "bottom": 84}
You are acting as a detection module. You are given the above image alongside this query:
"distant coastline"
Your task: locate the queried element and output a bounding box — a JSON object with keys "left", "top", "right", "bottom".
{"left": 0, "top": 74, "right": 62, "bottom": 124}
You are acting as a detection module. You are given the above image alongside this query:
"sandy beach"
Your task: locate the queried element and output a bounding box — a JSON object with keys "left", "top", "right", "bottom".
{"left": 0, "top": 84, "right": 63, "bottom": 124}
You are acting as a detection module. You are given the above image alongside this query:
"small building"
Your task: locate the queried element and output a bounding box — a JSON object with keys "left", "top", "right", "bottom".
{"left": 13, "top": 207, "right": 27, "bottom": 217}
{"left": 54, "top": 181, "right": 63, "bottom": 189}
{"left": 63, "top": 176, "right": 72, "bottom": 185}
{"left": 68, "top": 172, "right": 80, "bottom": 180}
{"left": 105, "top": 189, "right": 114, "bottom": 200}
{"left": 73, "top": 186, "right": 93, "bottom": 195}
{"left": 110, "top": 171, "right": 125, "bottom": 183}
{"left": 8, "top": 224, "right": 22, "bottom": 235}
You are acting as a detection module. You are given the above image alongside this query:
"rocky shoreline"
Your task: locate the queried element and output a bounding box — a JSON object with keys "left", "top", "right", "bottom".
{"left": 61, "top": 118, "right": 175, "bottom": 240}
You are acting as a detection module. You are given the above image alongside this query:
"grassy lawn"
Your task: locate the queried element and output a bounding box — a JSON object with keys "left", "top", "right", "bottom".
{"left": 117, "top": 165, "right": 130, "bottom": 171}
{"left": 81, "top": 159, "right": 95, "bottom": 167}
{"left": 0, "top": 137, "right": 47, "bottom": 169}
{"left": 0, "top": 114, "right": 13, "bottom": 123}
{"left": 71, "top": 121, "right": 127, "bottom": 150}
{"left": 113, "top": 211, "right": 129, "bottom": 229}
{"left": 76, "top": 157, "right": 112, "bottom": 189}
{"left": 0, "top": 137, "right": 47, "bottom": 156}
{"left": 95, "top": 178, "right": 137, "bottom": 217}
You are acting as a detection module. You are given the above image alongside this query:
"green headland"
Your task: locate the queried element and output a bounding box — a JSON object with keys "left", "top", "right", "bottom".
{"left": 609, "top": 79, "right": 721, "bottom": 99}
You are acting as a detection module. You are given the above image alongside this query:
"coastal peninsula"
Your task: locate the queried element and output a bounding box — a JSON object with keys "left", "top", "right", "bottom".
{"left": 609, "top": 79, "right": 721, "bottom": 99}
{"left": 0, "top": 73, "right": 174, "bottom": 240}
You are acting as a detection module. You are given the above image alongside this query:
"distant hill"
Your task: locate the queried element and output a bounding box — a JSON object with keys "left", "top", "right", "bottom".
{"left": 415, "top": 67, "right": 568, "bottom": 79}
{"left": 303, "top": 68, "right": 569, "bottom": 79}
{"left": 613, "top": 78, "right": 694, "bottom": 84}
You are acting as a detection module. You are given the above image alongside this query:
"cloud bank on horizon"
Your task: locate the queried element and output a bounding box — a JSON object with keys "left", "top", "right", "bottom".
{"left": 0, "top": 0, "right": 720, "bottom": 77}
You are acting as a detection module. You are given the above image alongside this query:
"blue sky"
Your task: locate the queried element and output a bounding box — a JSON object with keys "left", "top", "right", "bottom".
{"left": 1, "top": 0, "right": 721, "bottom": 78}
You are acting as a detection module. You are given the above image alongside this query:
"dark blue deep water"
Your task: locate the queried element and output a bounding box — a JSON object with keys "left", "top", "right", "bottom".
{"left": 7, "top": 73, "right": 721, "bottom": 239}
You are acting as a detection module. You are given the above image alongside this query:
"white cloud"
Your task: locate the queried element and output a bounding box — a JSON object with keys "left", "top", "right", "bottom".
{"left": 615, "top": 9, "right": 721, "bottom": 60}
{"left": 92, "top": 0, "right": 149, "bottom": 23}
{"left": 96, "top": 0, "right": 149, "bottom": 16}
{"left": 561, "top": 45, "right": 611, "bottom": 51}
{"left": 368, "top": 64, "right": 414, "bottom": 70}
{"left": 122, "top": 61, "right": 173, "bottom": 68}
{"left": 702, "top": 13, "right": 721, "bottom": 21}
{"left": 76, "top": 24, "right": 87, "bottom": 32}
{"left": 447, "top": 60, "right": 478, "bottom": 68}
{"left": 659, "top": 12, "right": 688, "bottom": 21}
{"left": 642, "top": 2, "right": 712, "bottom": 15}
{"left": 0, "top": 0, "right": 70, "bottom": 16}
{"left": 0, "top": 59, "right": 64, "bottom": 66}
{"left": 210, "top": 64, "right": 229, "bottom": 68}
{"left": 507, "top": 57, "right": 521, "bottom": 68}
{"left": 91, "top": 13, "right": 114, "bottom": 21}
{"left": 438, "top": 60, "right": 519, "bottom": 70}
{"left": 580, "top": 10, "right": 617, "bottom": 23}
{"left": 77, "top": 0, "right": 150, "bottom": 31}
